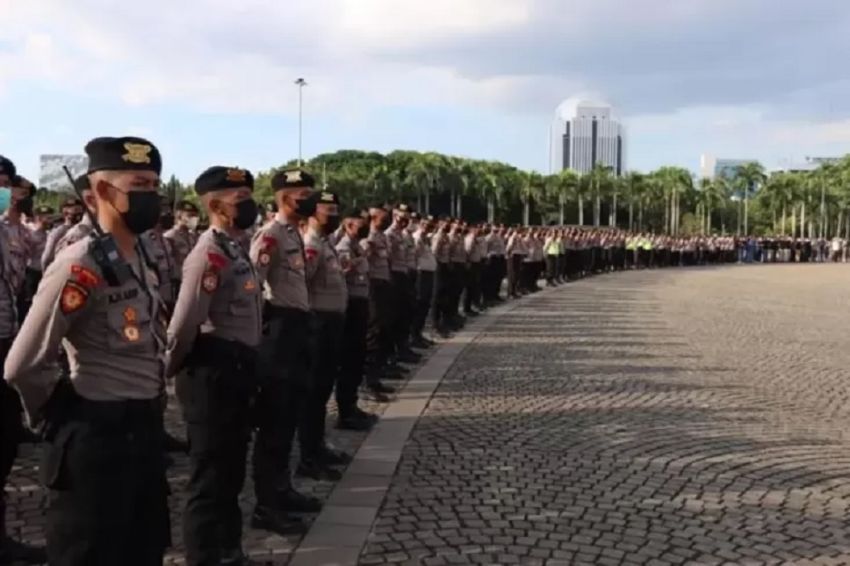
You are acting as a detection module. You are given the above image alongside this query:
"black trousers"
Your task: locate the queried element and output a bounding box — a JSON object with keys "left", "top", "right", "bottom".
{"left": 390, "top": 271, "right": 410, "bottom": 352}
{"left": 304, "top": 310, "right": 345, "bottom": 458}
{"left": 449, "top": 263, "right": 466, "bottom": 317}
{"left": 42, "top": 393, "right": 169, "bottom": 566}
{"left": 464, "top": 262, "right": 482, "bottom": 312}
{"left": 178, "top": 336, "right": 256, "bottom": 566}
{"left": 412, "top": 270, "right": 435, "bottom": 338}
{"left": 253, "top": 306, "right": 313, "bottom": 507}
{"left": 18, "top": 268, "right": 42, "bottom": 323}
{"left": 433, "top": 264, "right": 451, "bottom": 330}
{"left": 545, "top": 256, "right": 557, "bottom": 282}
{"left": 507, "top": 255, "right": 522, "bottom": 296}
{"left": 338, "top": 297, "right": 369, "bottom": 412}
{"left": 0, "top": 337, "right": 18, "bottom": 541}
{"left": 367, "top": 279, "right": 394, "bottom": 366}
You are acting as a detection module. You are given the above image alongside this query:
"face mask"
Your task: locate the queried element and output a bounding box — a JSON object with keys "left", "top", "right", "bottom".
{"left": 323, "top": 215, "right": 341, "bottom": 235}
{"left": 119, "top": 190, "right": 161, "bottom": 235}
{"left": 356, "top": 225, "right": 369, "bottom": 239}
{"left": 379, "top": 216, "right": 391, "bottom": 230}
{"left": 186, "top": 216, "right": 200, "bottom": 230}
{"left": 294, "top": 193, "right": 318, "bottom": 218}
{"left": 160, "top": 213, "right": 175, "bottom": 230}
{"left": 70, "top": 213, "right": 83, "bottom": 224}
{"left": 233, "top": 199, "right": 258, "bottom": 230}
{"left": 0, "top": 188, "right": 11, "bottom": 214}
{"left": 16, "top": 196, "right": 33, "bottom": 216}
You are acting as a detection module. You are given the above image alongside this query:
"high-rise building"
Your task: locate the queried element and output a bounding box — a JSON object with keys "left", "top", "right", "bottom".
{"left": 549, "top": 99, "right": 626, "bottom": 176}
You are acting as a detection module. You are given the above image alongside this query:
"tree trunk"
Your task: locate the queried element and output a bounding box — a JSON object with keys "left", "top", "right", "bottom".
{"left": 707, "top": 206, "right": 712, "bottom": 234}
{"left": 663, "top": 190, "right": 669, "bottom": 234}
{"left": 638, "top": 200, "right": 644, "bottom": 231}
{"left": 417, "top": 186, "right": 423, "bottom": 213}
{"left": 425, "top": 188, "right": 431, "bottom": 215}
{"left": 628, "top": 201, "right": 634, "bottom": 231}
{"left": 791, "top": 206, "right": 797, "bottom": 238}
{"left": 611, "top": 193, "right": 618, "bottom": 227}
{"left": 523, "top": 199, "right": 530, "bottom": 227}
{"left": 578, "top": 195, "right": 584, "bottom": 225}
{"left": 594, "top": 180, "right": 600, "bottom": 227}
{"left": 743, "top": 194, "right": 749, "bottom": 236}
{"left": 781, "top": 203, "right": 786, "bottom": 236}
{"left": 456, "top": 191, "right": 463, "bottom": 219}
{"left": 800, "top": 202, "right": 806, "bottom": 237}
{"left": 559, "top": 194, "right": 565, "bottom": 226}
{"left": 487, "top": 194, "right": 495, "bottom": 223}
{"left": 450, "top": 186, "right": 456, "bottom": 217}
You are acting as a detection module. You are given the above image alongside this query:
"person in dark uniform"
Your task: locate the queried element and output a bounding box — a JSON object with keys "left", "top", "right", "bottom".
{"left": 42, "top": 193, "right": 85, "bottom": 270}
{"left": 5, "top": 137, "right": 170, "bottom": 566}
{"left": 335, "top": 208, "right": 382, "bottom": 425}
{"left": 167, "top": 166, "right": 261, "bottom": 566}
{"left": 250, "top": 168, "right": 322, "bottom": 534}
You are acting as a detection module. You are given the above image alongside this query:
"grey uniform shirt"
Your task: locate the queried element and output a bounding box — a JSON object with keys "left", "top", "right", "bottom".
{"left": 449, "top": 232, "right": 467, "bottom": 263}
{"left": 250, "top": 215, "right": 309, "bottom": 311}
{"left": 413, "top": 229, "right": 437, "bottom": 272}
{"left": 27, "top": 225, "right": 48, "bottom": 272}
{"left": 385, "top": 225, "right": 407, "bottom": 273}
{"left": 304, "top": 227, "right": 348, "bottom": 313}
{"left": 3, "top": 217, "right": 33, "bottom": 296}
{"left": 431, "top": 231, "right": 450, "bottom": 264}
{"left": 465, "top": 233, "right": 481, "bottom": 263}
{"left": 41, "top": 223, "right": 73, "bottom": 270}
{"left": 5, "top": 236, "right": 166, "bottom": 425}
{"left": 403, "top": 229, "right": 416, "bottom": 272}
{"left": 166, "top": 227, "right": 262, "bottom": 376}
{"left": 54, "top": 216, "right": 94, "bottom": 259}
{"left": 163, "top": 226, "right": 198, "bottom": 278}
{"left": 365, "top": 227, "right": 391, "bottom": 281}
{"left": 141, "top": 230, "right": 178, "bottom": 306}
{"left": 0, "top": 226, "right": 18, "bottom": 339}
{"left": 335, "top": 234, "right": 369, "bottom": 299}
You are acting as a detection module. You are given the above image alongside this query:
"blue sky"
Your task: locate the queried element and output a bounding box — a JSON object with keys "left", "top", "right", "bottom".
{"left": 2, "top": 0, "right": 850, "bottom": 184}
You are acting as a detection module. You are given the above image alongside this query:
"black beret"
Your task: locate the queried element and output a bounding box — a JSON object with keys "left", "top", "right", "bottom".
{"left": 73, "top": 175, "right": 91, "bottom": 193}
{"left": 316, "top": 191, "right": 339, "bottom": 206}
{"left": 35, "top": 205, "right": 54, "bottom": 215}
{"left": 85, "top": 136, "right": 162, "bottom": 175}
{"left": 12, "top": 175, "right": 33, "bottom": 189}
{"left": 271, "top": 168, "right": 315, "bottom": 191}
{"left": 368, "top": 201, "right": 388, "bottom": 211}
{"left": 0, "top": 156, "right": 15, "bottom": 179}
{"left": 194, "top": 166, "right": 254, "bottom": 196}
{"left": 176, "top": 200, "right": 199, "bottom": 213}
{"left": 342, "top": 207, "right": 363, "bottom": 219}
{"left": 62, "top": 197, "right": 83, "bottom": 208}
{"left": 264, "top": 201, "right": 278, "bottom": 213}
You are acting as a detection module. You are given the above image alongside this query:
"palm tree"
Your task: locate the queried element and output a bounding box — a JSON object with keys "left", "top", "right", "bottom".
{"left": 521, "top": 172, "right": 545, "bottom": 226}
{"left": 622, "top": 172, "right": 644, "bottom": 231}
{"left": 588, "top": 164, "right": 614, "bottom": 227}
{"left": 734, "top": 161, "right": 766, "bottom": 235}
{"left": 548, "top": 169, "right": 579, "bottom": 225}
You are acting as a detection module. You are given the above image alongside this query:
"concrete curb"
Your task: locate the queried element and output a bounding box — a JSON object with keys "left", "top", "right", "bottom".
{"left": 289, "top": 291, "right": 546, "bottom": 566}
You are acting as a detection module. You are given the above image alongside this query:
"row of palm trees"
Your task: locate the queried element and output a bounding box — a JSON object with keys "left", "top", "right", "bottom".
{"left": 248, "top": 150, "right": 850, "bottom": 236}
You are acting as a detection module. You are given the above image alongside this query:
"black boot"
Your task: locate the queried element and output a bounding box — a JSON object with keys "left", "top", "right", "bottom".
{"left": 275, "top": 487, "right": 323, "bottom": 513}
{"left": 296, "top": 458, "right": 343, "bottom": 481}
{"left": 251, "top": 506, "right": 307, "bottom": 536}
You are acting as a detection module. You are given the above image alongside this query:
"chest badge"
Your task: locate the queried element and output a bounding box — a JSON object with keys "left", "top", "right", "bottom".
{"left": 123, "top": 325, "right": 141, "bottom": 342}
{"left": 123, "top": 307, "right": 137, "bottom": 323}
{"left": 244, "top": 278, "right": 256, "bottom": 291}
{"left": 202, "top": 271, "right": 219, "bottom": 293}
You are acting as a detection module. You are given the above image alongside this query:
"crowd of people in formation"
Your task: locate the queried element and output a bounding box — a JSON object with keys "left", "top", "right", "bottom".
{"left": 0, "top": 140, "right": 843, "bottom": 566}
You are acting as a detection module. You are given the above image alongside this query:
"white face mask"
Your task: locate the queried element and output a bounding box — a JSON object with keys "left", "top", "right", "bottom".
{"left": 186, "top": 216, "right": 199, "bottom": 230}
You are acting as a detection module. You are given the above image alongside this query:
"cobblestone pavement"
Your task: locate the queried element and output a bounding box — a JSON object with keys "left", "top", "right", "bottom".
{"left": 360, "top": 265, "right": 850, "bottom": 566}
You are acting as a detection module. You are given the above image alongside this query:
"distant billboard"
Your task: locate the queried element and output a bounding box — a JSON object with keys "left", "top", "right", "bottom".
{"left": 39, "top": 155, "right": 88, "bottom": 191}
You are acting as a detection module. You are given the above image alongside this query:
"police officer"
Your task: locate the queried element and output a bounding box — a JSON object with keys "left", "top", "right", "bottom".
{"left": 365, "top": 203, "right": 402, "bottom": 380}
{"left": 411, "top": 214, "right": 437, "bottom": 348}
{"left": 335, "top": 208, "right": 383, "bottom": 423}
{"left": 42, "top": 192, "right": 85, "bottom": 270}
{"left": 21, "top": 204, "right": 53, "bottom": 318}
{"left": 448, "top": 221, "right": 467, "bottom": 328}
{"left": 53, "top": 180, "right": 97, "bottom": 258}
{"left": 164, "top": 200, "right": 200, "bottom": 275}
{"left": 430, "top": 218, "right": 452, "bottom": 337}
{"left": 301, "top": 191, "right": 351, "bottom": 478}
{"left": 167, "top": 165, "right": 261, "bottom": 566}
{"left": 0, "top": 156, "right": 44, "bottom": 564}
{"left": 385, "top": 205, "right": 420, "bottom": 364}
{"left": 5, "top": 136, "right": 169, "bottom": 565}
{"left": 141, "top": 201, "right": 179, "bottom": 312}
{"left": 463, "top": 223, "right": 482, "bottom": 316}
{"left": 5, "top": 176, "right": 35, "bottom": 322}
{"left": 250, "top": 168, "right": 321, "bottom": 534}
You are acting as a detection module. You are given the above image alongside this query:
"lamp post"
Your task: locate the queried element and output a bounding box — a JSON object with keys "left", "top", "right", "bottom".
{"left": 295, "top": 78, "right": 307, "bottom": 166}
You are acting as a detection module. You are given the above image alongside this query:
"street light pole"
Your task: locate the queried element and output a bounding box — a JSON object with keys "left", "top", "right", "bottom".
{"left": 295, "top": 78, "right": 307, "bottom": 166}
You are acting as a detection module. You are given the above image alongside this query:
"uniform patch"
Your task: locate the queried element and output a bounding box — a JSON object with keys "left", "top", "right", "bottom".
{"left": 244, "top": 279, "right": 256, "bottom": 291}
{"left": 60, "top": 281, "right": 88, "bottom": 315}
{"left": 70, "top": 264, "right": 101, "bottom": 288}
{"left": 259, "top": 252, "right": 271, "bottom": 266}
{"left": 207, "top": 252, "right": 228, "bottom": 270}
{"left": 305, "top": 248, "right": 319, "bottom": 261}
{"left": 201, "top": 271, "right": 219, "bottom": 293}
{"left": 123, "top": 306, "right": 137, "bottom": 323}
{"left": 123, "top": 325, "right": 140, "bottom": 342}
{"left": 261, "top": 236, "right": 277, "bottom": 249}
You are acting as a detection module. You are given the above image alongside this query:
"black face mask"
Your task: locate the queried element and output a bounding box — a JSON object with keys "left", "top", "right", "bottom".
{"left": 356, "top": 225, "right": 369, "bottom": 239}
{"left": 294, "top": 193, "right": 318, "bottom": 218}
{"left": 69, "top": 213, "right": 83, "bottom": 224}
{"left": 120, "top": 191, "right": 161, "bottom": 235}
{"left": 160, "top": 212, "right": 175, "bottom": 230}
{"left": 234, "top": 199, "right": 258, "bottom": 230}
{"left": 378, "top": 216, "right": 391, "bottom": 230}
{"left": 322, "top": 215, "right": 341, "bottom": 235}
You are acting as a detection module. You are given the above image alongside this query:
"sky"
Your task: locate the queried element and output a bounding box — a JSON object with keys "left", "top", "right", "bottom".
{"left": 2, "top": 0, "right": 850, "bottom": 184}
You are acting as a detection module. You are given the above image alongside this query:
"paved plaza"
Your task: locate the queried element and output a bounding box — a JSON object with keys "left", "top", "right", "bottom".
{"left": 6, "top": 264, "right": 850, "bottom": 565}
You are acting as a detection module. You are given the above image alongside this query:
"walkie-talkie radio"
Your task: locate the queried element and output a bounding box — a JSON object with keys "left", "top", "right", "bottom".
{"left": 62, "top": 166, "right": 131, "bottom": 287}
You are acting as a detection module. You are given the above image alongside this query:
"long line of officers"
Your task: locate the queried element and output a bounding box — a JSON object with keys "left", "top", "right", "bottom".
{"left": 0, "top": 138, "right": 811, "bottom": 566}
